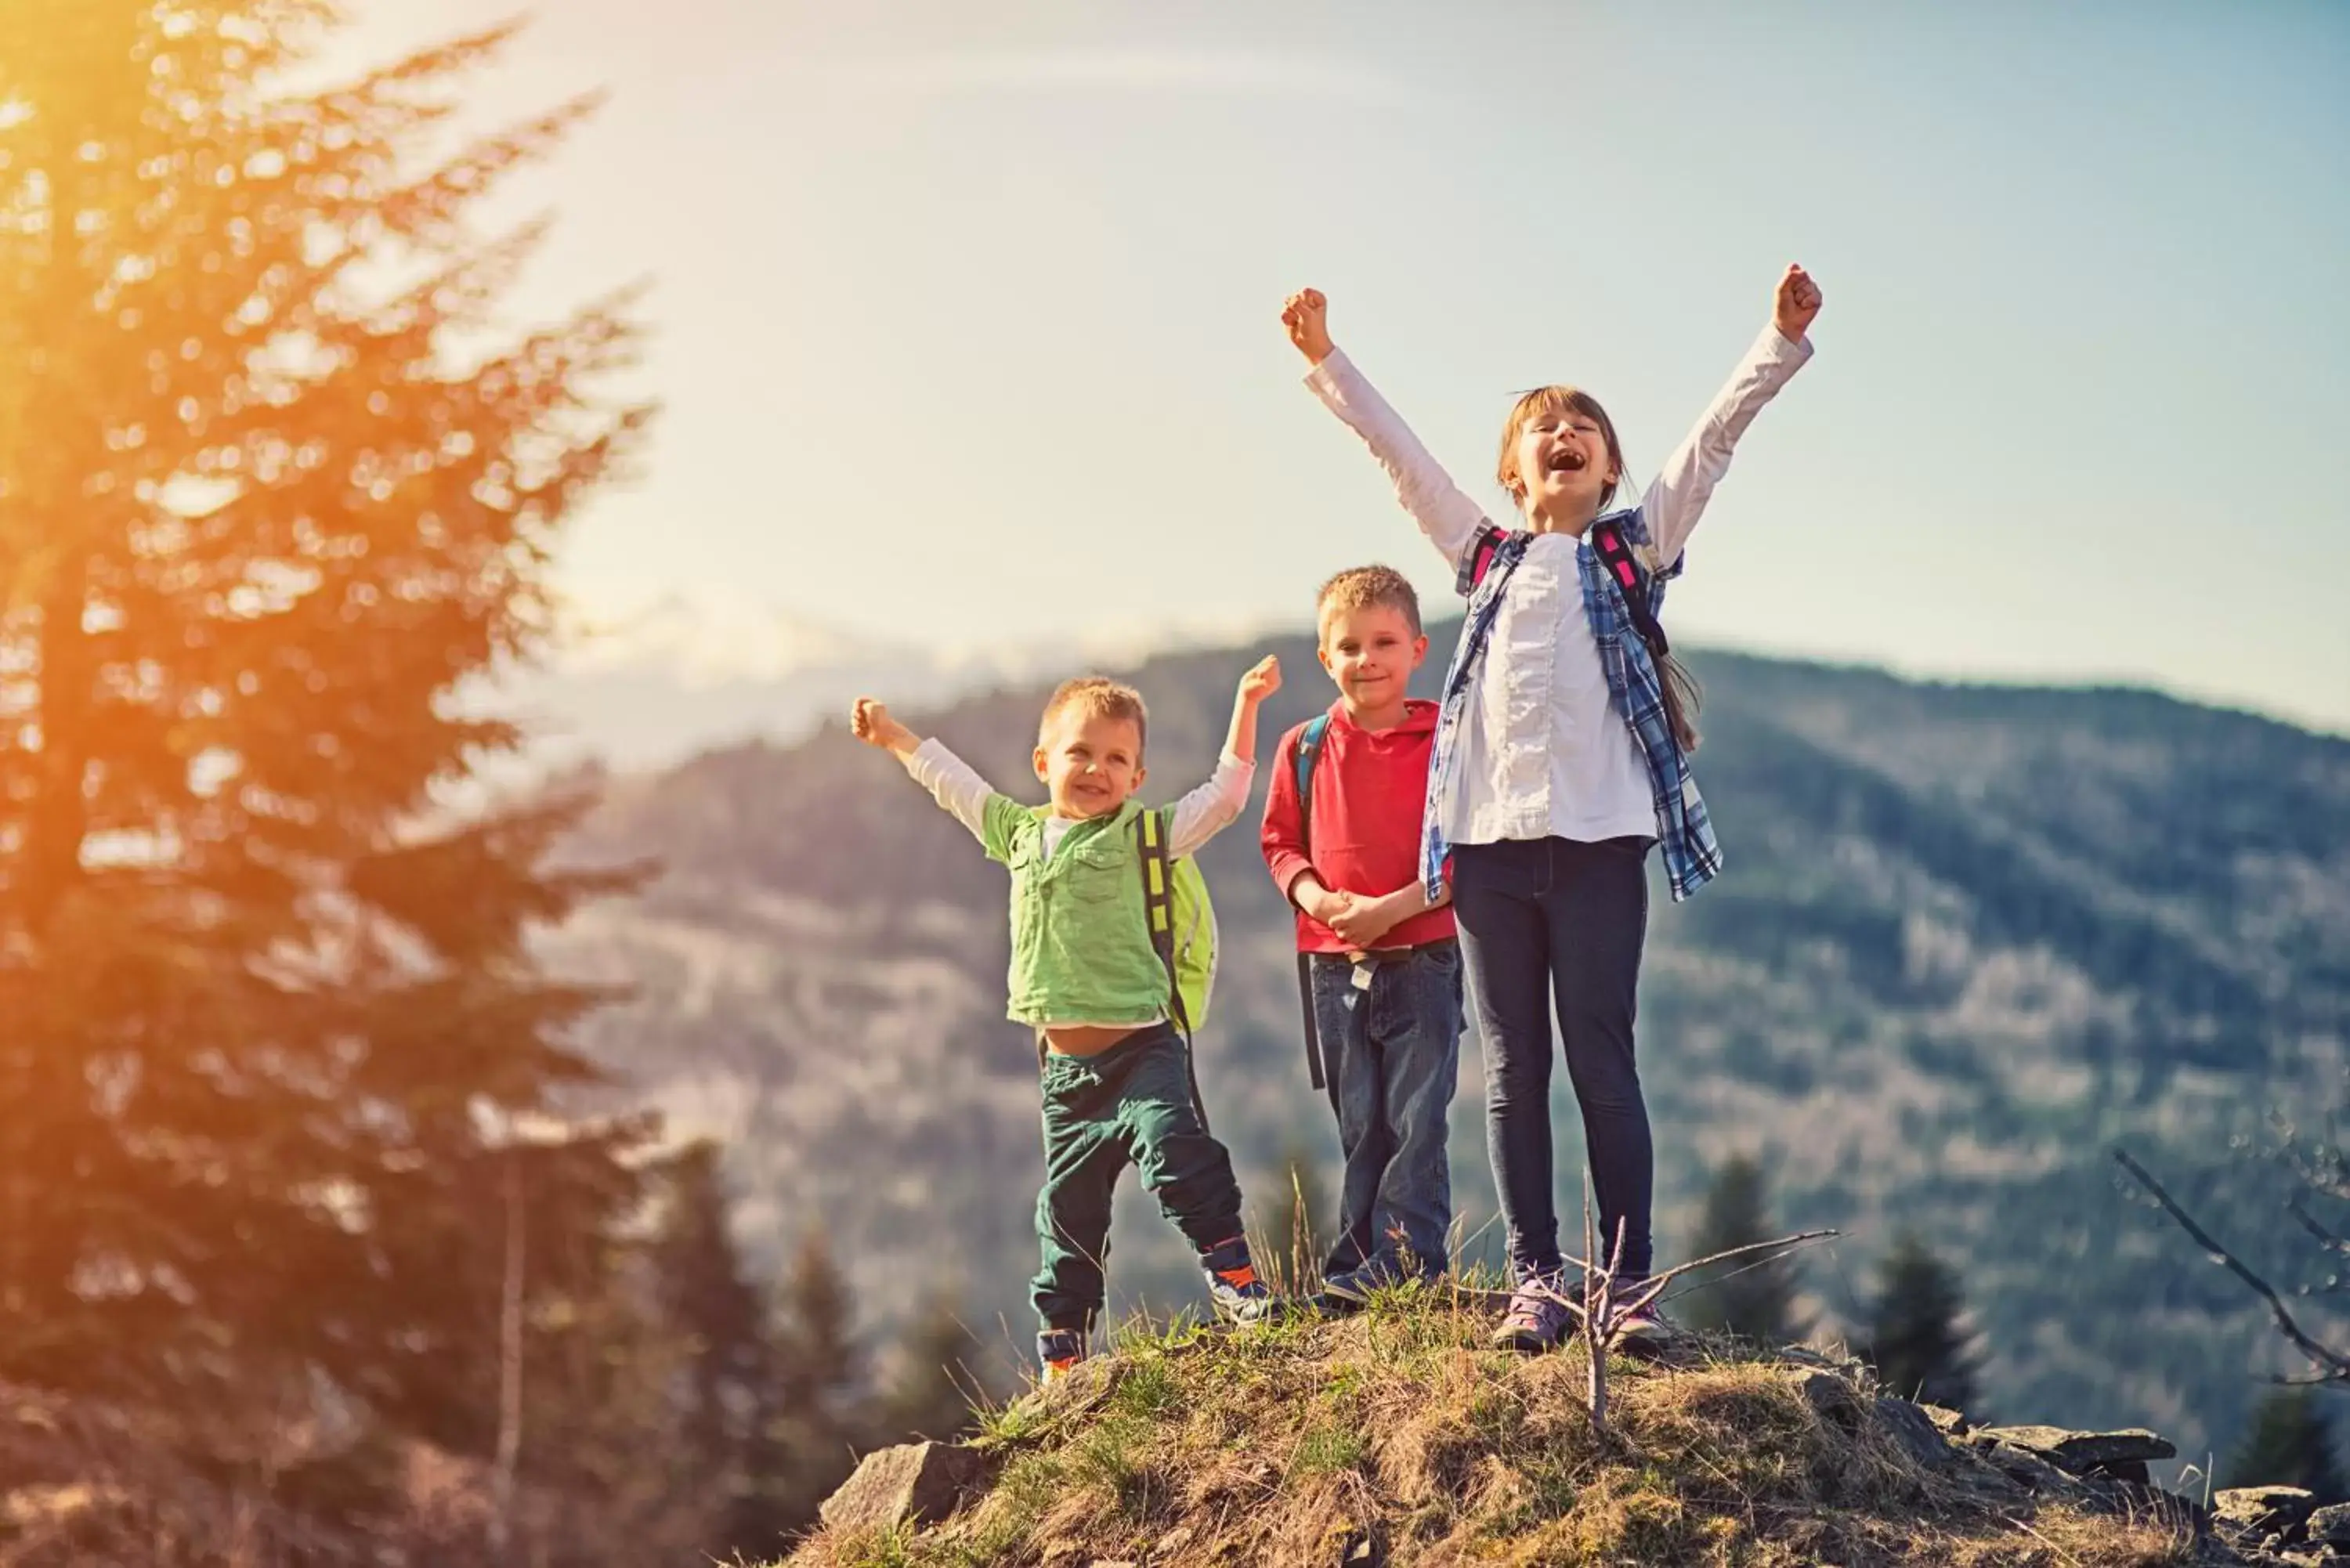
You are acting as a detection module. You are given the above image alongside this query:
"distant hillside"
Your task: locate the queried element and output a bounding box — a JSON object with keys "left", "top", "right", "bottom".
{"left": 545, "top": 620, "right": 2350, "bottom": 1469}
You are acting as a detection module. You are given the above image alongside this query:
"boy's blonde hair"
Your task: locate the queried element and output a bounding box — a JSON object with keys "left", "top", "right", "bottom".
{"left": 1039, "top": 676, "right": 1149, "bottom": 755}
{"left": 1316, "top": 564, "right": 1423, "bottom": 638}
{"left": 1495, "top": 385, "right": 1627, "bottom": 513}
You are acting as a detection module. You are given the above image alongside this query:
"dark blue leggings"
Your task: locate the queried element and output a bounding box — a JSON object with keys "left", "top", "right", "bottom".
{"left": 1450, "top": 835, "right": 1654, "bottom": 1283}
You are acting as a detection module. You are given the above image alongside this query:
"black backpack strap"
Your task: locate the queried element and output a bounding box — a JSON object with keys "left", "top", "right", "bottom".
{"left": 1289, "top": 714, "right": 1333, "bottom": 1092}
{"left": 1590, "top": 518, "right": 1671, "bottom": 660}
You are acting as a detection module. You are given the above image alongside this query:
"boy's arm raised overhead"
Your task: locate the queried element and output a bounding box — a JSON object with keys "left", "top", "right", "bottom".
{"left": 1640, "top": 264, "right": 1821, "bottom": 570}
{"left": 1285, "top": 287, "right": 1484, "bottom": 570}
{"left": 1166, "top": 656, "right": 1282, "bottom": 860}
{"left": 851, "top": 697, "right": 1018, "bottom": 852}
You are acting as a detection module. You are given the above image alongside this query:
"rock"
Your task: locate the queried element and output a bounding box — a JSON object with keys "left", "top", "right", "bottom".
{"left": 1971, "top": 1424, "right": 2176, "bottom": 1475}
{"left": 1922, "top": 1404, "right": 1972, "bottom": 1437}
{"left": 1792, "top": 1368, "right": 1862, "bottom": 1429}
{"left": 2214, "top": 1487, "right": 2317, "bottom": 1540}
{"left": 1150, "top": 1526, "right": 1195, "bottom": 1561}
{"left": 2308, "top": 1503, "right": 2350, "bottom": 1546}
{"left": 817, "top": 1440, "right": 987, "bottom": 1536}
{"left": 1875, "top": 1398, "right": 1958, "bottom": 1472}
{"left": 1983, "top": 1442, "right": 2090, "bottom": 1499}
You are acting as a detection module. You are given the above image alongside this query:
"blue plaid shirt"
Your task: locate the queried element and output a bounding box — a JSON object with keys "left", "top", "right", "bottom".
{"left": 1421, "top": 508, "right": 1723, "bottom": 903}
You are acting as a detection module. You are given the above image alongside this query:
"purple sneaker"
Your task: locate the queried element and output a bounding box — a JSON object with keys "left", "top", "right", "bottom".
{"left": 1612, "top": 1297, "right": 1683, "bottom": 1359}
{"left": 1491, "top": 1278, "right": 1575, "bottom": 1354}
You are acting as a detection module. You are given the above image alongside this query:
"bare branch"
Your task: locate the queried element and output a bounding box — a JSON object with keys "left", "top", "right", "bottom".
{"left": 1658, "top": 1235, "right": 1843, "bottom": 1310}
{"left": 2277, "top": 1369, "right": 2350, "bottom": 1389}
{"left": 1535, "top": 1171, "right": 1842, "bottom": 1439}
{"left": 2113, "top": 1147, "right": 2350, "bottom": 1383}
{"left": 1561, "top": 1230, "right": 1842, "bottom": 1294}
{"left": 2287, "top": 1192, "right": 2350, "bottom": 1260}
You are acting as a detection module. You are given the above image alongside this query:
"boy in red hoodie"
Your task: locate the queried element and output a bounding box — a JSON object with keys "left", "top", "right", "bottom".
{"left": 1261, "top": 565, "right": 1462, "bottom": 1310}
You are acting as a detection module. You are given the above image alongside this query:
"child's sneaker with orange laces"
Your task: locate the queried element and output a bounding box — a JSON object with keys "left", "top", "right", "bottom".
{"left": 1036, "top": 1327, "right": 1086, "bottom": 1384}
{"left": 1199, "top": 1236, "right": 1283, "bottom": 1326}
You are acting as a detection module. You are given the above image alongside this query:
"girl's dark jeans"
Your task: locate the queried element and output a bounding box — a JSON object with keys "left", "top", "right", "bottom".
{"left": 1450, "top": 835, "right": 1654, "bottom": 1284}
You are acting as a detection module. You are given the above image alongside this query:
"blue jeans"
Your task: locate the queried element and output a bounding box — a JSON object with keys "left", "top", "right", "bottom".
{"left": 1307, "top": 940, "right": 1463, "bottom": 1283}
{"left": 1451, "top": 836, "right": 1654, "bottom": 1284}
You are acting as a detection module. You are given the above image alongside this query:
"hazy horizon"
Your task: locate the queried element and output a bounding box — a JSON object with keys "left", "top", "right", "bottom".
{"left": 324, "top": 0, "right": 2348, "bottom": 737}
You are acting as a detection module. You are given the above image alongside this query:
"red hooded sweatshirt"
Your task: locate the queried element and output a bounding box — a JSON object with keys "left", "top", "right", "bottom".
{"left": 1260, "top": 698, "right": 1455, "bottom": 955}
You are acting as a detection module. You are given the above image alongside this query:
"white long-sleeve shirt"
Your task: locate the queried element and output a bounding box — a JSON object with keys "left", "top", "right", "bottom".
{"left": 1306, "top": 325, "right": 1813, "bottom": 847}
{"left": 902, "top": 739, "right": 1254, "bottom": 858}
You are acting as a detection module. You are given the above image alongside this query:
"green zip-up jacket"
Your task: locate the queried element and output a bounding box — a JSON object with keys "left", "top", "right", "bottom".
{"left": 981, "top": 796, "right": 1168, "bottom": 1027}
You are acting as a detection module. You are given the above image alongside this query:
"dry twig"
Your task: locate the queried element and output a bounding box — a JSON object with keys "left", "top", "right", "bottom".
{"left": 2113, "top": 1146, "right": 2350, "bottom": 1385}
{"left": 1527, "top": 1172, "right": 1840, "bottom": 1434}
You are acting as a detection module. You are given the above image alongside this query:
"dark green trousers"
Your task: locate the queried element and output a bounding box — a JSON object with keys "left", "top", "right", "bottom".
{"left": 1032, "top": 1023, "right": 1244, "bottom": 1332}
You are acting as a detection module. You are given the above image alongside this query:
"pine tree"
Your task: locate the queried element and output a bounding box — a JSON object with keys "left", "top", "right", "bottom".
{"left": 1863, "top": 1232, "right": 1983, "bottom": 1413}
{"left": 2222, "top": 1388, "right": 2348, "bottom": 1501}
{"left": 769, "top": 1224, "right": 864, "bottom": 1536}
{"left": 0, "top": 0, "right": 653, "bottom": 1490}
{"left": 1681, "top": 1152, "right": 1806, "bottom": 1346}
{"left": 869, "top": 1295, "right": 981, "bottom": 1445}
{"left": 651, "top": 1140, "right": 774, "bottom": 1469}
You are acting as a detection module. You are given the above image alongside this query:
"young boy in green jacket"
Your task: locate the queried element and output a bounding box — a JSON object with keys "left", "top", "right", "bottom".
{"left": 850, "top": 656, "right": 1283, "bottom": 1380}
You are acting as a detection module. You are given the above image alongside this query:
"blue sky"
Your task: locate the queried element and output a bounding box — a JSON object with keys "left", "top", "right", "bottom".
{"left": 328, "top": 1, "right": 2349, "bottom": 732}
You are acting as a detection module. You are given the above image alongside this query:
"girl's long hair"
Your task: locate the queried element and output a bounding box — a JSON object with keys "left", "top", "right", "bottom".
{"left": 1496, "top": 385, "right": 1703, "bottom": 753}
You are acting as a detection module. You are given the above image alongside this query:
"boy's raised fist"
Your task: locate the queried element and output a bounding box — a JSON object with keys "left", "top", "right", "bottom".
{"left": 1238, "top": 655, "right": 1282, "bottom": 703}
{"left": 850, "top": 697, "right": 915, "bottom": 753}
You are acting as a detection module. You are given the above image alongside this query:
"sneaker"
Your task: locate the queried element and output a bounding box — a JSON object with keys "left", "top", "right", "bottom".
{"left": 1491, "top": 1278, "right": 1575, "bottom": 1354}
{"left": 1036, "top": 1327, "right": 1086, "bottom": 1384}
{"left": 1611, "top": 1298, "right": 1683, "bottom": 1359}
{"left": 1316, "top": 1259, "right": 1434, "bottom": 1314}
{"left": 1312, "top": 1267, "right": 1372, "bottom": 1316}
{"left": 1199, "top": 1236, "right": 1283, "bottom": 1326}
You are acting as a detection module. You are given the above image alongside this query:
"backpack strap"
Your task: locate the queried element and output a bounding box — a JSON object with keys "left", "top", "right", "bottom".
{"left": 1589, "top": 518, "right": 1671, "bottom": 660}
{"left": 1289, "top": 714, "right": 1334, "bottom": 1093}
{"left": 1134, "top": 806, "right": 1188, "bottom": 1035}
{"left": 1132, "top": 805, "right": 1210, "bottom": 1130}
{"left": 1455, "top": 522, "right": 1513, "bottom": 598}
{"left": 1292, "top": 713, "right": 1332, "bottom": 854}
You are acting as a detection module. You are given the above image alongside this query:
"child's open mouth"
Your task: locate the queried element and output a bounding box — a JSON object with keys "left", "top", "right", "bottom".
{"left": 1547, "top": 449, "right": 1588, "bottom": 475}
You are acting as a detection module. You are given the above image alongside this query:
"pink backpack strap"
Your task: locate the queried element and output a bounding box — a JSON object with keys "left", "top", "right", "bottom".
{"left": 1589, "top": 518, "right": 1671, "bottom": 658}
{"left": 1455, "top": 522, "right": 1512, "bottom": 597}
